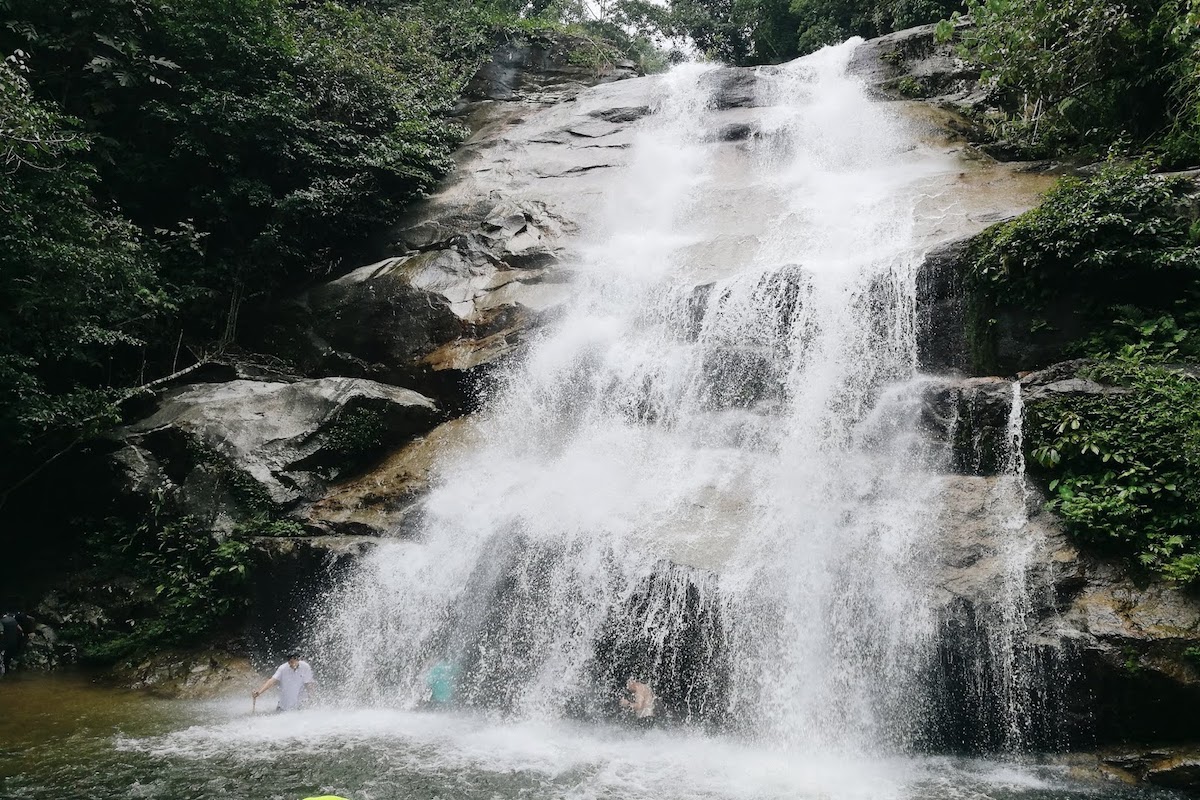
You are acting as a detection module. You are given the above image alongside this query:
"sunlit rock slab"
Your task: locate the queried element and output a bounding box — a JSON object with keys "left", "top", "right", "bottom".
{"left": 304, "top": 417, "right": 480, "bottom": 537}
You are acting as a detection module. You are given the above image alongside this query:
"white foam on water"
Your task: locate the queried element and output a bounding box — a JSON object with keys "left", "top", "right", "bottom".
{"left": 117, "top": 708, "right": 1082, "bottom": 800}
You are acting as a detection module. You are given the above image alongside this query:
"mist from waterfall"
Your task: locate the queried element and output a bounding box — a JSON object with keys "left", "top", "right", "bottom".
{"left": 315, "top": 42, "right": 1052, "bottom": 754}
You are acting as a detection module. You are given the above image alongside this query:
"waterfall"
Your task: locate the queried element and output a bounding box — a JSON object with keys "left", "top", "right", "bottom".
{"left": 986, "top": 382, "right": 1059, "bottom": 750}
{"left": 315, "top": 44, "right": 1053, "bottom": 754}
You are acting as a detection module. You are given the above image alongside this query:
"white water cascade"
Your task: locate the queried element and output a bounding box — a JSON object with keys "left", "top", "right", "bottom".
{"left": 316, "top": 43, "right": 1053, "bottom": 755}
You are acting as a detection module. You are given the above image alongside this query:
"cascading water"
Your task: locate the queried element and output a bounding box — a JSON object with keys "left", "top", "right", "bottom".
{"left": 316, "top": 42, "right": 1056, "bottom": 755}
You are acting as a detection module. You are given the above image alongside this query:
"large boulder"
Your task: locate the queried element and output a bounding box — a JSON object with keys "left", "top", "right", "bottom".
{"left": 113, "top": 377, "right": 442, "bottom": 532}
{"left": 849, "top": 21, "right": 985, "bottom": 108}
{"left": 267, "top": 203, "right": 574, "bottom": 408}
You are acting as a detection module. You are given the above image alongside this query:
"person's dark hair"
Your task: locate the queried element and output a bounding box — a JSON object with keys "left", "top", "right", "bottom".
{"left": 287, "top": 652, "right": 300, "bottom": 660}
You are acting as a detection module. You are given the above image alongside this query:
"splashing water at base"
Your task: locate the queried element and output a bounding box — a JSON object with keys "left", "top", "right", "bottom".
{"left": 310, "top": 41, "right": 1055, "bottom": 757}
{"left": 1, "top": 674, "right": 1177, "bottom": 800}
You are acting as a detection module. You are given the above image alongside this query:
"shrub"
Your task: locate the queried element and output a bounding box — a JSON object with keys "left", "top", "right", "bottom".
{"left": 1027, "top": 356, "right": 1200, "bottom": 584}
{"left": 964, "top": 161, "right": 1200, "bottom": 371}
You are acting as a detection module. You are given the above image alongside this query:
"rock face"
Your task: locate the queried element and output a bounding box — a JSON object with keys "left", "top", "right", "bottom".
{"left": 304, "top": 417, "right": 478, "bottom": 537}
{"left": 268, "top": 206, "right": 573, "bottom": 408}
{"left": 921, "top": 376, "right": 1016, "bottom": 475}
{"left": 849, "top": 22, "right": 984, "bottom": 107}
{"left": 465, "top": 34, "right": 640, "bottom": 105}
{"left": 111, "top": 648, "right": 258, "bottom": 699}
{"left": 918, "top": 363, "right": 1135, "bottom": 476}
{"left": 1101, "top": 746, "right": 1200, "bottom": 791}
{"left": 913, "top": 355, "right": 1200, "bottom": 759}
{"left": 915, "top": 237, "right": 971, "bottom": 373}
{"left": 113, "top": 377, "right": 442, "bottom": 532}
{"left": 926, "top": 471, "right": 1200, "bottom": 753}
{"left": 247, "top": 535, "right": 384, "bottom": 662}
{"left": 915, "top": 235, "right": 1096, "bottom": 376}
{"left": 1051, "top": 551, "right": 1200, "bottom": 746}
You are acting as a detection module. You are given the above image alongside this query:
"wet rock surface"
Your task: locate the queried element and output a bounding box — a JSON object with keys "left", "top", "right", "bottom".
{"left": 304, "top": 417, "right": 478, "bottom": 537}
{"left": 921, "top": 376, "right": 1016, "bottom": 475}
{"left": 914, "top": 235, "right": 1093, "bottom": 376}
{"left": 915, "top": 237, "right": 972, "bottom": 374}
{"left": 247, "top": 535, "right": 384, "bottom": 660}
{"left": 114, "top": 377, "right": 442, "bottom": 525}
{"left": 268, "top": 204, "right": 573, "bottom": 407}
{"left": 850, "top": 22, "right": 984, "bottom": 108}
{"left": 1099, "top": 745, "right": 1200, "bottom": 792}
{"left": 929, "top": 471, "right": 1200, "bottom": 750}
{"left": 110, "top": 647, "right": 258, "bottom": 698}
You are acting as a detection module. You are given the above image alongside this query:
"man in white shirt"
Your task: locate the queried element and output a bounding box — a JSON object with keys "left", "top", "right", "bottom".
{"left": 253, "top": 653, "right": 316, "bottom": 711}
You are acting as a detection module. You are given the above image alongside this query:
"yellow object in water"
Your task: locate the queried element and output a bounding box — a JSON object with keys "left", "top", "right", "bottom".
{"left": 302, "top": 796, "right": 350, "bottom": 800}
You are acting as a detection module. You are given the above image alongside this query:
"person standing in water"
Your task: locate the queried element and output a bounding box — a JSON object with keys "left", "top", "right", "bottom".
{"left": 253, "top": 653, "right": 316, "bottom": 711}
{"left": 619, "top": 677, "right": 656, "bottom": 724}
{"left": 0, "top": 612, "right": 36, "bottom": 675}
{"left": 424, "top": 658, "right": 459, "bottom": 706}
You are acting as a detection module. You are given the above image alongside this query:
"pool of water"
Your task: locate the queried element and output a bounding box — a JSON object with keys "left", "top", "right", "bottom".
{"left": 0, "top": 673, "right": 1184, "bottom": 800}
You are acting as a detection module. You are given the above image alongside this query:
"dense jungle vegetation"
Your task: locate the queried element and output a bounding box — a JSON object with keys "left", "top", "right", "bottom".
{"left": 964, "top": 163, "right": 1200, "bottom": 583}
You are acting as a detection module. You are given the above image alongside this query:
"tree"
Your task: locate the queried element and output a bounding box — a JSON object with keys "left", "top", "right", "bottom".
{"left": 0, "top": 55, "right": 169, "bottom": 502}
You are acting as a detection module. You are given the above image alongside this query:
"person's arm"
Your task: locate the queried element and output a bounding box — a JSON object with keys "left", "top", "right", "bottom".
{"left": 253, "top": 676, "right": 278, "bottom": 698}
{"left": 302, "top": 663, "right": 316, "bottom": 693}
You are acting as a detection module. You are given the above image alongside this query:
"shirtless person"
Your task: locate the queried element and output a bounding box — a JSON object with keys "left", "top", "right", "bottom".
{"left": 619, "top": 677, "right": 656, "bottom": 723}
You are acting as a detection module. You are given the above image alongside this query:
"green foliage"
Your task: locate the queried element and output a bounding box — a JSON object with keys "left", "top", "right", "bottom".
{"left": 969, "top": 159, "right": 1200, "bottom": 582}
{"left": 0, "top": 56, "right": 173, "bottom": 494}
{"left": 322, "top": 405, "right": 389, "bottom": 462}
{"left": 0, "top": 0, "right": 512, "bottom": 504}
{"left": 897, "top": 75, "right": 924, "bottom": 97}
{"left": 950, "top": 0, "right": 1200, "bottom": 163}
{"left": 2, "top": 0, "right": 657, "bottom": 662}
{"left": 1026, "top": 356, "right": 1200, "bottom": 584}
{"left": 616, "top": 0, "right": 962, "bottom": 65}
{"left": 235, "top": 514, "right": 306, "bottom": 537}
{"left": 73, "top": 505, "right": 254, "bottom": 662}
{"left": 964, "top": 161, "right": 1200, "bottom": 371}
